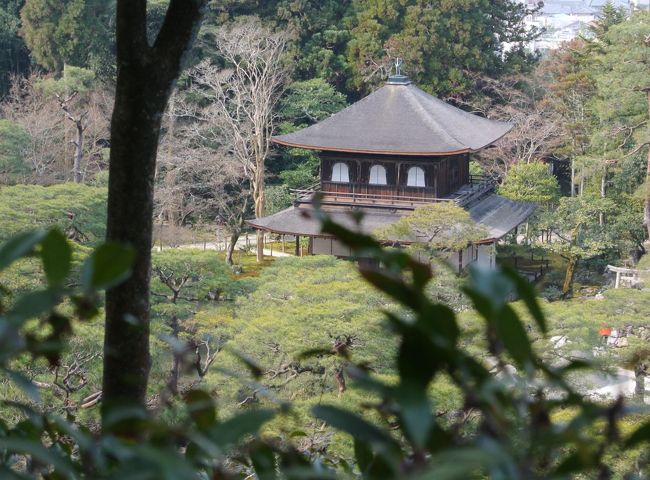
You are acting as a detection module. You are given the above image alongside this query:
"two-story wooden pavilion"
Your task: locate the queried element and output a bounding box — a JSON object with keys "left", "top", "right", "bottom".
{"left": 247, "top": 73, "right": 536, "bottom": 271}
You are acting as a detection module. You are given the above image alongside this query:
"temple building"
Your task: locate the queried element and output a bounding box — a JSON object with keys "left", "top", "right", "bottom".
{"left": 247, "top": 73, "right": 536, "bottom": 271}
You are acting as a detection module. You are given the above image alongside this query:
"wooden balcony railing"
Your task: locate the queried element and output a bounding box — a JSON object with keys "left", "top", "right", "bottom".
{"left": 291, "top": 175, "right": 496, "bottom": 210}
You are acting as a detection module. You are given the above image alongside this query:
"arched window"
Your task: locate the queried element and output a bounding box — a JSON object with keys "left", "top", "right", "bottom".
{"left": 407, "top": 166, "right": 426, "bottom": 187}
{"left": 369, "top": 165, "right": 387, "bottom": 185}
{"left": 331, "top": 162, "right": 349, "bottom": 183}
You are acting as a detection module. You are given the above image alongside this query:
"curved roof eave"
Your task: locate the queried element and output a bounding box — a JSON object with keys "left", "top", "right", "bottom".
{"left": 271, "top": 121, "right": 513, "bottom": 156}
{"left": 271, "top": 80, "right": 514, "bottom": 156}
{"left": 271, "top": 138, "right": 472, "bottom": 156}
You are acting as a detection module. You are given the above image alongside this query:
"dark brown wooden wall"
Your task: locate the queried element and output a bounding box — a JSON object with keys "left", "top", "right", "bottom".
{"left": 320, "top": 152, "right": 469, "bottom": 198}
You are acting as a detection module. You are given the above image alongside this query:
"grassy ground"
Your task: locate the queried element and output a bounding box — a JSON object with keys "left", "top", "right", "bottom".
{"left": 230, "top": 251, "right": 276, "bottom": 278}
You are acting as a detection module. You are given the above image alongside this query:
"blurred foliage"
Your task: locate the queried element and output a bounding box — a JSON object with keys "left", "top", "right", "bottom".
{"left": 0, "top": 218, "right": 648, "bottom": 477}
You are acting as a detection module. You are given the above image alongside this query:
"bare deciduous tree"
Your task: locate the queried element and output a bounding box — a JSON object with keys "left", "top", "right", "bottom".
{"left": 189, "top": 19, "right": 291, "bottom": 262}
{"left": 55, "top": 89, "right": 113, "bottom": 183}
{"left": 1, "top": 75, "right": 65, "bottom": 182}
{"left": 1, "top": 74, "right": 112, "bottom": 184}
{"left": 461, "top": 75, "right": 564, "bottom": 180}
{"left": 156, "top": 97, "right": 251, "bottom": 265}
{"left": 32, "top": 351, "right": 102, "bottom": 414}
{"left": 56, "top": 92, "right": 88, "bottom": 183}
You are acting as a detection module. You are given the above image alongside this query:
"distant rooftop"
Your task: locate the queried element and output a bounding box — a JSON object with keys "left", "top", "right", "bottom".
{"left": 540, "top": 2, "right": 598, "bottom": 15}
{"left": 272, "top": 77, "right": 512, "bottom": 156}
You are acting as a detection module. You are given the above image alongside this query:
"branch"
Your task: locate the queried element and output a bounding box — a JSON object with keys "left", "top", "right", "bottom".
{"left": 622, "top": 142, "right": 650, "bottom": 159}
{"left": 152, "top": 0, "right": 206, "bottom": 74}
{"left": 615, "top": 120, "right": 648, "bottom": 149}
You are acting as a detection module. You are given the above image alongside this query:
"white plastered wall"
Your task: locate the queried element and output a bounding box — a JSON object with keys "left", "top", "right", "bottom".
{"left": 446, "top": 242, "right": 496, "bottom": 272}
{"left": 313, "top": 237, "right": 352, "bottom": 257}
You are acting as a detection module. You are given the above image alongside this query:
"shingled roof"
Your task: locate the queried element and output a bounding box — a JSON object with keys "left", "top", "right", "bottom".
{"left": 272, "top": 77, "right": 512, "bottom": 156}
{"left": 247, "top": 195, "right": 536, "bottom": 243}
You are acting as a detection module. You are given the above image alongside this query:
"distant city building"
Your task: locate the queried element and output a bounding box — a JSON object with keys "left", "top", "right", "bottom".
{"left": 515, "top": 0, "right": 646, "bottom": 51}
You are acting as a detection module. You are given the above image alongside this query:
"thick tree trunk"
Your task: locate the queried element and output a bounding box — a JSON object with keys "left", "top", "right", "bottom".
{"left": 103, "top": 64, "right": 163, "bottom": 428}
{"left": 102, "top": 0, "right": 204, "bottom": 435}
{"left": 562, "top": 257, "right": 578, "bottom": 298}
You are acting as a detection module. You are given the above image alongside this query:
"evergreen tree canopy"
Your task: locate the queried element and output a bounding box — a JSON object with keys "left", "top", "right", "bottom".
{"left": 380, "top": 202, "right": 487, "bottom": 252}
{"left": 591, "top": 12, "right": 650, "bottom": 154}
{"left": 0, "top": 1, "right": 29, "bottom": 98}
{"left": 346, "top": 0, "right": 539, "bottom": 95}
{"left": 20, "top": 0, "right": 114, "bottom": 76}
{"left": 590, "top": 0, "right": 627, "bottom": 39}
{"left": 499, "top": 161, "right": 561, "bottom": 204}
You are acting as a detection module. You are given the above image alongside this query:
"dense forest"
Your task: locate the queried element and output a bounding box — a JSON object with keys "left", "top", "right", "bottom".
{"left": 0, "top": 0, "right": 650, "bottom": 478}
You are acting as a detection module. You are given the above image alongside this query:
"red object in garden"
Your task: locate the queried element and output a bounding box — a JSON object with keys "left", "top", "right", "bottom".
{"left": 599, "top": 328, "right": 612, "bottom": 337}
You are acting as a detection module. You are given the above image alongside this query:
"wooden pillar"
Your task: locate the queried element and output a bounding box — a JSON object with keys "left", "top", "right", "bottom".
{"left": 282, "top": 235, "right": 285, "bottom": 253}
{"left": 295, "top": 235, "right": 300, "bottom": 257}
{"left": 615, "top": 271, "right": 621, "bottom": 289}
{"left": 490, "top": 244, "right": 494, "bottom": 269}
{"left": 308, "top": 237, "right": 313, "bottom": 255}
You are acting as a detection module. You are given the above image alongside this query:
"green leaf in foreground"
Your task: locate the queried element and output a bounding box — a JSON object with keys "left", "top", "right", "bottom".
{"left": 81, "top": 242, "right": 135, "bottom": 291}
{"left": 0, "top": 437, "right": 76, "bottom": 477}
{"left": 312, "top": 405, "right": 400, "bottom": 454}
{"left": 41, "top": 229, "right": 72, "bottom": 287}
{"left": 495, "top": 305, "right": 534, "bottom": 368}
{"left": 0, "top": 230, "right": 46, "bottom": 271}
{"left": 208, "top": 409, "right": 275, "bottom": 447}
{"left": 185, "top": 390, "right": 217, "bottom": 431}
{"left": 625, "top": 421, "right": 650, "bottom": 448}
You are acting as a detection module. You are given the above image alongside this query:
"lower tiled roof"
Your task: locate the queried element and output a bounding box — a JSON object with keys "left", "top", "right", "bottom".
{"left": 247, "top": 194, "right": 537, "bottom": 243}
